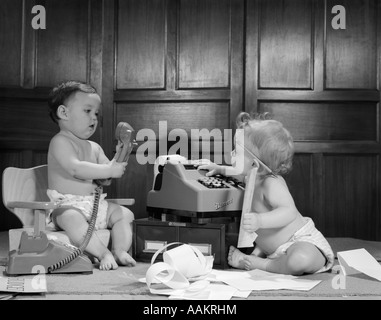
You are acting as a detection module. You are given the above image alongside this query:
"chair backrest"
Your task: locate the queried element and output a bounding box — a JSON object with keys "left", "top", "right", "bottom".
{"left": 2, "top": 165, "right": 49, "bottom": 227}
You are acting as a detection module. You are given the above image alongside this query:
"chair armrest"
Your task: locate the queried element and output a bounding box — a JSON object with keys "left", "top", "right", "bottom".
{"left": 7, "top": 201, "right": 58, "bottom": 211}
{"left": 107, "top": 199, "right": 135, "bottom": 206}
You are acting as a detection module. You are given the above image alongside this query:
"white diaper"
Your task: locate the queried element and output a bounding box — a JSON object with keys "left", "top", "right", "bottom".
{"left": 267, "top": 217, "right": 335, "bottom": 273}
{"left": 47, "top": 189, "right": 109, "bottom": 230}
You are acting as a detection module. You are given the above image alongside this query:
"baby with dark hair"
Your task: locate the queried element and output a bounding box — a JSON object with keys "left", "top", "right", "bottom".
{"left": 48, "top": 81, "right": 97, "bottom": 124}
{"left": 47, "top": 80, "right": 135, "bottom": 271}
{"left": 199, "top": 112, "right": 334, "bottom": 275}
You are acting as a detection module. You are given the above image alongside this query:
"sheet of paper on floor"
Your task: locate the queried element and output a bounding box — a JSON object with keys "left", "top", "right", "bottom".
{"left": 0, "top": 275, "right": 47, "bottom": 293}
{"left": 338, "top": 248, "right": 381, "bottom": 281}
{"left": 141, "top": 268, "right": 322, "bottom": 299}
{"left": 169, "top": 283, "right": 238, "bottom": 300}
{"left": 206, "top": 269, "right": 251, "bottom": 282}
{"left": 222, "top": 276, "right": 321, "bottom": 291}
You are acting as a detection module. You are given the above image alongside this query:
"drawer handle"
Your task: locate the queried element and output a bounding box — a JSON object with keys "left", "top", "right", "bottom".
{"left": 143, "top": 240, "right": 167, "bottom": 253}
{"left": 188, "top": 243, "right": 212, "bottom": 256}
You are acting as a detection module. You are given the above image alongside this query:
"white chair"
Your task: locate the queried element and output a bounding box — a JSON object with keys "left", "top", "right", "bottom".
{"left": 2, "top": 165, "right": 134, "bottom": 255}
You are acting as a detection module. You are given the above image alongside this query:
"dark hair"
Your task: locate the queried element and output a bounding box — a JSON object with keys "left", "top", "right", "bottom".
{"left": 48, "top": 80, "right": 97, "bottom": 123}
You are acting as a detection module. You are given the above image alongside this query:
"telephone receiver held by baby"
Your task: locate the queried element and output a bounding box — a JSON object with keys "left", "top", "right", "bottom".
{"left": 94, "top": 122, "right": 138, "bottom": 186}
{"left": 6, "top": 122, "right": 136, "bottom": 276}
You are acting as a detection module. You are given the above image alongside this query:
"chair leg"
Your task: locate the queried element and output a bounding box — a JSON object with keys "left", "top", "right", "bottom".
{"left": 34, "top": 210, "right": 46, "bottom": 236}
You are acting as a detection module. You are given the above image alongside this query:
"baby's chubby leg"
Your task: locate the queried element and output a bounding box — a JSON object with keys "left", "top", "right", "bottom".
{"left": 52, "top": 208, "right": 117, "bottom": 271}
{"left": 243, "top": 242, "right": 326, "bottom": 275}
{"left": 107, "top": 202, "right": 136, "bottom": 267}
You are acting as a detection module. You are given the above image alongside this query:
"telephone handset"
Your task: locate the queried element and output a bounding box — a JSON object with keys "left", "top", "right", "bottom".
{"left": 114, "top": 122, "right": 138, "bottom": 163}
{"left": 94, "top": 122, "right": 137, "bottom": 186}
{"left": 48, "top": 122, "right": 137, "bottom": 273}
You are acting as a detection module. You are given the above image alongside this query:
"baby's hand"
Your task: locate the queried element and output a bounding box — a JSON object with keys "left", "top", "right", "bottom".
{"left": 197, "top": 162, "right": 222, "bottom": 177}
{"left": 109, "top": 159, "right": 127, "bottom": 178}
{"left": 242, "top": 212, "right": 261, "bottom": 233}
{"left": 192, "top": 159, "right": 212, "bottom": 166}
{"left": 115, "top": 141, "right": 122, "bottom": 154}
{"left": 113, "top": 141, "right": 125, "bottom": 162}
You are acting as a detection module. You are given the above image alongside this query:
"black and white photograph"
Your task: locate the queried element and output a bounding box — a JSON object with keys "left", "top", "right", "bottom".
{"left": 0, "top": 0, "right": 380, "bottom": 305}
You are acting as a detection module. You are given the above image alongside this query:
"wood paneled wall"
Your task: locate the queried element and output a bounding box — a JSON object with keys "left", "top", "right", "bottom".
{"left": 0, "top": 0, "right": 104, "bottom": 229}
{"left": 112, "top": 0, "right": 244, "bottom": 218}
{"left": 0, "top": 0, "right": 380, "bottom": 240}
{"left": 246, "top": 0, "right": 380, "bottom": 240}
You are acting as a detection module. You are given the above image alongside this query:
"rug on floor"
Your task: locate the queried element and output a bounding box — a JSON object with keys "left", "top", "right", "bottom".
{"left": 1, "top": 234, "right": 381, "bottom": 298}
{"left": 1, "top": 261, "right": 381, "bottom": 298}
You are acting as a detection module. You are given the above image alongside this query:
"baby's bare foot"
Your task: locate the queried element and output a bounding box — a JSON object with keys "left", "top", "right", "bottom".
{"left": 227, "top": 246, "right": 246, "bottom": 269}
{"left": 243, "top": 255, "right": 270, "bottom": 271}
{"left": 99, "top": 252, "right": 118, "bottom": 271}
{"left": 113, "top": 250, "right": 136, "bottom": 267}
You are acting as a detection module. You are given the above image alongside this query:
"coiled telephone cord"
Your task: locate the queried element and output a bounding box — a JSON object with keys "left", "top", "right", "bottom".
{"left": 47, "top": 185, "right": 103, "bottom": 273}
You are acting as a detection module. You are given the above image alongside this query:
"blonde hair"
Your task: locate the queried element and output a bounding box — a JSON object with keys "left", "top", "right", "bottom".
{"left": 236, "top": 112, "right": 294, "bottom": 175}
